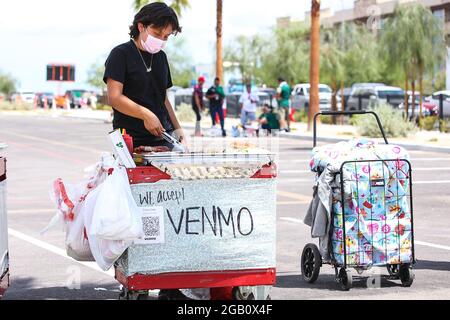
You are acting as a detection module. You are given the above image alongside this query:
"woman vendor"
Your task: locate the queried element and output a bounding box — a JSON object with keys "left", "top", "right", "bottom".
{"left": 103, "top": 2, "right": 186, "bottom": 151}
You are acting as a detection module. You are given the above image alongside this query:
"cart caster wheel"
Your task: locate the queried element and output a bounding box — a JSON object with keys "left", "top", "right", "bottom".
{"left": 387, "top": 264, "right": 400, "bottom": 279}
{"left": 119, "top": 288, "right": 149, "bottom": 300}
{"left": 232, "top": 287, "right": 254, "bottom": 300}
{"left": 399, "top": 264, "right": 414, "bottom": 287}
{"left": 301, "top": 243, "right": 321, "bottom": 283}
{"left": 336, "top": 268, "right": 352, "bottom": 291}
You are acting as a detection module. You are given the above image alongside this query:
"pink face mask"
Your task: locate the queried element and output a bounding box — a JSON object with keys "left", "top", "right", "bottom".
{"left": 141, "top": 29, "right": 167, "bottom": 54}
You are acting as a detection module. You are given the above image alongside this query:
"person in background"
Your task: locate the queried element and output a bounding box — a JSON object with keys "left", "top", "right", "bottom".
{"left": 206, "top": 77, "right": 226, "bottom": 137}
{"left": 276, "top": 77, "right": 291, "bottom": 132}
{"left": 89, "top": 92, "right": 98, "bottom": 109}
{"left": 258, "top": 103, "right": 280, "bottom": 134}
{"left": 239, "top": 83, "right": 259, "bottom": 133}
{"left": 192, "top": 76, "right": 205, "bottom": 136}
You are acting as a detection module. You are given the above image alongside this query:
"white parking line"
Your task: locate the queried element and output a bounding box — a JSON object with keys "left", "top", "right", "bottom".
{"left": 280, "top": 217, "right": 450, "bottom": 252}
{"left": 8, "top": 228, "right": 114, "bottom": 278}
{"left": 279, "top": 217, "right": 306, "bottom": 225}
{"left": 414, "top": 167, "right": 450, "bottom": 171}
{"left": 414, "top": 180, "right": 450, "bottom": 184}
{"left": 8, "top": 209, "right": 56, "bottom": 214}
{"left": 410, "top": 158, "right": 450, "bottom": 161}
{"left": 415, "top": 241, "right": 450, "bottom": 251}
{"left": 279, "top": 167, "right": 450, "bottom": 174}
{"left": 278, "top": 178, "right": 450, "bottom": 184}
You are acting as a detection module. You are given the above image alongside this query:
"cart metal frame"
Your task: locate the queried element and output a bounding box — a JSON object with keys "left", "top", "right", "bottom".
{"left": 301, "top": 111, "right": 416, "bottom": 290}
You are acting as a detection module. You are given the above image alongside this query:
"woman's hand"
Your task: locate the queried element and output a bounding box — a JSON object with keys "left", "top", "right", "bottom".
{"left": 142, "top": 109, "right": 164, "bottom": 137}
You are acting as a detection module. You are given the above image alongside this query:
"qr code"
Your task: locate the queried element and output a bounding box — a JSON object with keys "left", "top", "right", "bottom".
{"left": 142, "top": 215, "right": 160, "bottom": 238}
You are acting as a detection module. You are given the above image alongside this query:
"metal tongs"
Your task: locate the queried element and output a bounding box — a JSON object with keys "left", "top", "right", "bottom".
{"left": 162, "top": 132, "right": 188, "bottom": 153}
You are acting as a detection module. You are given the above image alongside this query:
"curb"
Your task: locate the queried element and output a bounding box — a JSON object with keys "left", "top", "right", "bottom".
{"left": 278, "top": 132, "right": 450, "bottom": 154}
{"left": 61, "top": 114, "right": 113, "bottom": 124}
{"left": 182, "top": 124, "right": 450, "bottom": 153}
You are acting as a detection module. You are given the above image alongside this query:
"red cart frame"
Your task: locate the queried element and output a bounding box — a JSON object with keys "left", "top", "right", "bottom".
{"left": 114, "top": 163, "right": 277, "bottom": 300}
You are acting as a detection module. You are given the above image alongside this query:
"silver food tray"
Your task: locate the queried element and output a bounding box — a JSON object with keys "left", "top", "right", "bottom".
{"left": 134, "top": 152, "right": 276, "bottom": 166}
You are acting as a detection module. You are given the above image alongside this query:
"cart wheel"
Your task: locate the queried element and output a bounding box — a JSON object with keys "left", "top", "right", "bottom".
{"left": 119, "top": 288, "right": 149, "bottom": 300}
{"left": 336, "top": 268, "right": 352, "bottom": 291}
{"left": 301, "top": 243, "right": 321, "bottom": 283}
{"left": 232, "top": 287, "right": 252, "bottom": 300}
{"left": 399, "top": 264, "right": 414, "bottom": 287}
{"left": 386, "top": 264, "right": 400, "bottom": 279}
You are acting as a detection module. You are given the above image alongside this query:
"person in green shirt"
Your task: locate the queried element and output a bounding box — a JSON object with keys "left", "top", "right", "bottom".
{"left": 258, "top": 103, "right": 280, "bottom": 134}
{"left": 276, "top": 77, "right": 292, "bottom": 132}
{"left": 206, "top": 77, "right": 226, "bottom": 137}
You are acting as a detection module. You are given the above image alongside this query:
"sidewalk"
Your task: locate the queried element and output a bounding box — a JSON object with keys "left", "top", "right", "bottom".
{"left": 181, "top": 116, "right": 450, "bottom": 153}
{"left": 0, "top": 108, "right": 113, "bottom": 123}
{"left": 2, "top": 108, "right": 449, "bottom": 153}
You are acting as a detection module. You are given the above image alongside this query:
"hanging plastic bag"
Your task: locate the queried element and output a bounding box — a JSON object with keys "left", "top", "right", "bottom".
{"left": 43, "top": 153, "right": 115, "bottom": 261}
{"left": 89, "top": 165, "right": 143, "bottom": 241}
{"left": 81, "top": 182, "right": 133, "bottom": 271}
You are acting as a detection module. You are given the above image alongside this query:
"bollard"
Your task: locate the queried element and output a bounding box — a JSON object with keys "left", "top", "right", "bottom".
{"left": 358, "top": 95, "right": 362, "bottom": 111}
{"left": 439, "top": 94, "right": 444, "bottom": 120}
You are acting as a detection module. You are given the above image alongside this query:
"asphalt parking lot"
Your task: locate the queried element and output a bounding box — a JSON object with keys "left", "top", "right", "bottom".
{"left": 1, "top": 114, "right": 450, "bottom": 300}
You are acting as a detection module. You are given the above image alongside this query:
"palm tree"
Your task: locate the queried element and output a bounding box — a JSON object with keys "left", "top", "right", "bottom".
{"left": 216, "top": 0, "right": 224, "bottom": 84}
{"left": 308, "top": 0, "right": 321, "bottom": 131}
{"left": 133, "top": 0, "right": 190, "bottom": 16}
{"left": 381, "top": 4, "right": 446, "bottom": 121}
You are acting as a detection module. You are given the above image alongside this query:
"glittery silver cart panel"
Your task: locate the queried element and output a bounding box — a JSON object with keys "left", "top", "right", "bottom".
{"left": 0, "top": 179, "right": 8, "bottom": 277}
{"left": 117, "top": 178, "right": 277, "bottom": 276}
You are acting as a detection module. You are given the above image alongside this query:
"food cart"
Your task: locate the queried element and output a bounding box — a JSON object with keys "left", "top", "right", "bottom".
{"left": 114, "top": 150, "right": 278, "bottom": 300}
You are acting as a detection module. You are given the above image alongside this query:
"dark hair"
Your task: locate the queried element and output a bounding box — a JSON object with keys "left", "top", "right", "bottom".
{"left": 215, "top": 77, "right": 220, "bottom": 82}
{"left": 129, "top": 2, "right": 182, "bottom": 39}
{"left": 278, "top": 77, "right": 285, "bottom": 82}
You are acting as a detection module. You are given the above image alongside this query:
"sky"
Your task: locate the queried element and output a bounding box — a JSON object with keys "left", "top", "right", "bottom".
{"left": 0, "top": 0, "right": 354, "bottom": 93}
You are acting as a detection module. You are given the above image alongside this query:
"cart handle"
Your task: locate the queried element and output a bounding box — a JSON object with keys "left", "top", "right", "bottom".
{"left": 313, "top": 111, "right": 388, "bottom": 147}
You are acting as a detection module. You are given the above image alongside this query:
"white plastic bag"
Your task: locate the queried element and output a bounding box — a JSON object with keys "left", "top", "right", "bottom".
{"left": 43, "top": 153, "right": 115, "bottom": 261}
{"left": 81, "top": 182, "right": 132, "bottom": 271}
{"left": 89, "top": 165, "right": 143, "bottom": 241}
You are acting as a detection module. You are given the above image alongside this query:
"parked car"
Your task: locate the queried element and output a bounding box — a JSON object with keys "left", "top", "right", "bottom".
{"left": 398, "top": 91, "right": 434, "bottom": 118}
{"left": 349, "top": 82, "right": 386, "bottom": 95}
{"left": 258, "top": 87, "right": 278, "bottom": 108}
{"left": 10, "top": 92, "right": 35, "bottom": 104}
{"left": 225, "top": 89, "right": 272, "bottom": 118}
{"left": 346, "top": 85, "right": 404, "bottom": 110}
{"left": 425, "top": 90, "right": 450, "bottom": 118}
{"left": 291, "top": 83, "right": 340, "bottom": 111}
{"left": 35, "top": 92, "right": 54, "bottom": 108}
{"left": 336, "top": 87, "right": 352, "bottom": 110}
{"left": 65, "top": 89, "right": 88, "bottom": 109}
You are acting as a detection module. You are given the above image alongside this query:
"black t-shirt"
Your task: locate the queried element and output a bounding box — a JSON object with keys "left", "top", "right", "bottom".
{"left": 103, "top": 40, "right": 174, "bottom": 146}
{"left": 206, "top": 86, "right": 224, "bottom": 108}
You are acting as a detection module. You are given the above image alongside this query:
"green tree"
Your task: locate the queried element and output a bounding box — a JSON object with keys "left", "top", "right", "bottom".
{"left": 259, "top": 23, "right": 310, "bottom": 87}
{"left": 133, "top": 0, "right": 190, "bottom": 15}
{"left": 223, "top": 34, "right": 268, "bottom": 84}
{"left": 87, "top": 60, "right": 106, "bottom": 94}
{"left": 320, "top": 27, "right": 345, "bottom": 123}
{"left": 381, "top": 3, "right": 446, "bottom": 120}
{"left": 0, "top": 70, "right": 17, "bottom": 96}
{"left": 164, "top": 37, "right": 195, "bottom": 88}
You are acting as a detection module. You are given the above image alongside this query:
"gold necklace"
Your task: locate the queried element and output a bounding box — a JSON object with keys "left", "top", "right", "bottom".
{"left": 133, "top": 40, "right": 154, "bottom": 73}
